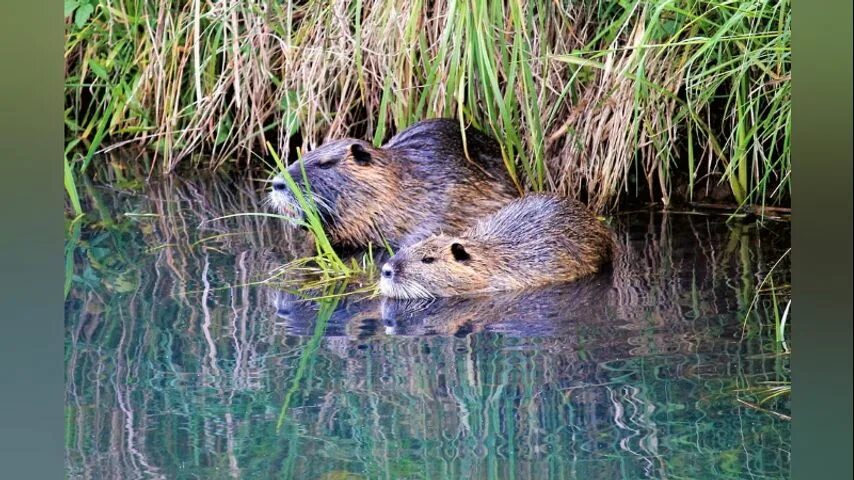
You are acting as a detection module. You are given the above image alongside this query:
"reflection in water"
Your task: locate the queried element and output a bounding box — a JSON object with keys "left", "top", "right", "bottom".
{"left": 379, "top": 275, "right": 614, "bottom": 337}
{"left": 66, "top": 173, "right": 790, "bottom": 479}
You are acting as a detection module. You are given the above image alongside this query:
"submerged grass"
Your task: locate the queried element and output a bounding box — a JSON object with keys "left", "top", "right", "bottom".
{"left": 64, "top": 0, "right": 791, "bottom": 211}
{"left": 276, "top": 282, "right": 344, "bottom": 433}
{"left": 738, "top": 247, "right": 791, "bottom": 416}
{"left": 742, "top": 247, "right": 791, "bottom": 343}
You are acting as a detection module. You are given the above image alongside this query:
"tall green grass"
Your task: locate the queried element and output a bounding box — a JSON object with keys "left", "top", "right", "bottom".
{"left": 64, "top": 0, "right": 790, "bottom": 211}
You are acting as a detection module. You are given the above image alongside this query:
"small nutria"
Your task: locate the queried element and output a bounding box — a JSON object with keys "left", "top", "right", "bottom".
{"left": 268, "top": 118, "right": 518, "bottom": 247}
{"left": 378, "top": 194, "right": 614, "bottom": 298}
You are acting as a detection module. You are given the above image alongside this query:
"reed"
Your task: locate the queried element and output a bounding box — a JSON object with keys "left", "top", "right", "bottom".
{"left": 64, "top": 0, "right": 790, "bottom": 211}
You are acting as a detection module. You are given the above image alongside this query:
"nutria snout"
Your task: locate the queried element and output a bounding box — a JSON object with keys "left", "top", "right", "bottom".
{"left": 268, "top": 119, "right": 518, "bottom": 248}
{"left": 379, "top": 194, "right": 614, "bottom": 298}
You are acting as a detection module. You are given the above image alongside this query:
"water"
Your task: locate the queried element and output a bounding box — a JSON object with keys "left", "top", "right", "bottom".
{"left": 65, "top": 174, "right": 791, "bottom": 479}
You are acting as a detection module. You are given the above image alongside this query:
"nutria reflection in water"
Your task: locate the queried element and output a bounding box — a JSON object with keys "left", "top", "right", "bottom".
{"left": 269, "top": 288, "right": 382, "bottom": 340}
{"left": 266, "top": 246, "right": 387, "bottom": 340}
{"left": 268, "top": 270, "right": 613, "bottom": 342}
{"left": 380, "top": 271, "right": 615, "bottom": 337}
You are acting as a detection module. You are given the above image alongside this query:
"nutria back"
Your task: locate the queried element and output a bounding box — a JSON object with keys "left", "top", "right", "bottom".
{"left": 379, "top": 194, "right": 614, "bottom": 298}
{"left": 384, "top": 118, "right": 508, "bottom": 177}
{"left": 268, "top": 119, "right": 519, "bottom": 248}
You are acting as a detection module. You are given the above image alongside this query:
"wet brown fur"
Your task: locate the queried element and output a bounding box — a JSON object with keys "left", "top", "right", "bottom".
{"left": 269, "top": 119, "right": 518, "bottom": 247}
{"left": 379, "top": 194, "right": 614, "bottom": 298}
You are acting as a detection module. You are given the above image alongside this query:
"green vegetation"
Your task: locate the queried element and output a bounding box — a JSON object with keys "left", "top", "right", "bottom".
{"left": 267, "top": 143, "right": 347, "bottom": 271}
{"left": 64, "top": 0, "right": 790, "bottom": 211}
{"left": 739, "top": 247, "right": 791, "bottom": 416}
{"left": 204, "top": 141, "right": 384, "bottom": 287}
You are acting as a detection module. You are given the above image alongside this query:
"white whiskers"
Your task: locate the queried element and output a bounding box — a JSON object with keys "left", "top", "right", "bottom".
{"left": 379, "top": 278, "right": 435, "bottom": 299}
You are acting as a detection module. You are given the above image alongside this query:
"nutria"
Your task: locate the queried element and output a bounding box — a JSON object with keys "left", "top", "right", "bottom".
{"left": 378, "top": 194, "right": 614, "bottom": 298}
{"left": 268, "top": 118, "right": 518, "bottom": 248}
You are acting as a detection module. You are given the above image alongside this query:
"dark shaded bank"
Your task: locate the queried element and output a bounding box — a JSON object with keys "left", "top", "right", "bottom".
{"left": 73, "top": 147, "right": 792, "bottom": 220}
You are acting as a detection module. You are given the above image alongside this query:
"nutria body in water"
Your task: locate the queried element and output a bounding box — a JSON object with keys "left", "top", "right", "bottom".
{"left": 379, "top": 194, "right": 614, "bottom": 298}
{"left": 268, "top": 119, "right": 518, "bottom": 248}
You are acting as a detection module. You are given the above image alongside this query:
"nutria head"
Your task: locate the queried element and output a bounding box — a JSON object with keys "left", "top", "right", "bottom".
{"left": 268, "top": 138, "right": 399, "bottom": 246}
{"left": 379, "top": 234, "right": 499, "bottom": 298}
{"left": 268, "top": 119, "right": 521, "bottom": 248}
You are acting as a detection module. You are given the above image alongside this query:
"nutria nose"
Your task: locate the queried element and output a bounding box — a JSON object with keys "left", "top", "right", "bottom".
{"left": 272, "top": 178, "right": 286, "bottom": 191}
{"left": 381, "top": 264, "right": 394, "bottom": 279}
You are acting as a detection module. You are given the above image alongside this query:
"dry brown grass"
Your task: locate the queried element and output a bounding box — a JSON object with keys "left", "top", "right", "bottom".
{"left": 65, "top": 0, "right": 790, "bottom": 211}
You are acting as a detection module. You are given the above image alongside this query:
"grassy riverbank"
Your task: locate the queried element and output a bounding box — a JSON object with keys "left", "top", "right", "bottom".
{"left": 65, "top": 0, "right": 790, "bottom": 211}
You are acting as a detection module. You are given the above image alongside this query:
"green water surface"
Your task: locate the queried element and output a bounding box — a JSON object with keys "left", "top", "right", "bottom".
{"left": 65, "top": 174, "right": 790, "bottom": 479}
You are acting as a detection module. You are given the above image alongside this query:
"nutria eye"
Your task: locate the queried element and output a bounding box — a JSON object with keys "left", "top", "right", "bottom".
{"left": 317, "top": 159, "right": 338, "bottom": 169}
{"left": 421, "top": 256, "right": 435, "bottom": 264}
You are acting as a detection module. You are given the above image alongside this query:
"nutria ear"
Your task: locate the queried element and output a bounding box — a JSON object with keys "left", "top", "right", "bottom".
{"left": 351, "top": 144, "right": 372, "bottom": 165}
{"left": 450, "top": 243, "right": 470, "bottom": 262}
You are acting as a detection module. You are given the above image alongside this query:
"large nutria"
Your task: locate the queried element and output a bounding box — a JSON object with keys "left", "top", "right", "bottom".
{"left": 268, "top": 118, "right": 518, "bottom": 248}
{"left": 379, "top": 194, "right": 614, "bottom": 298}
